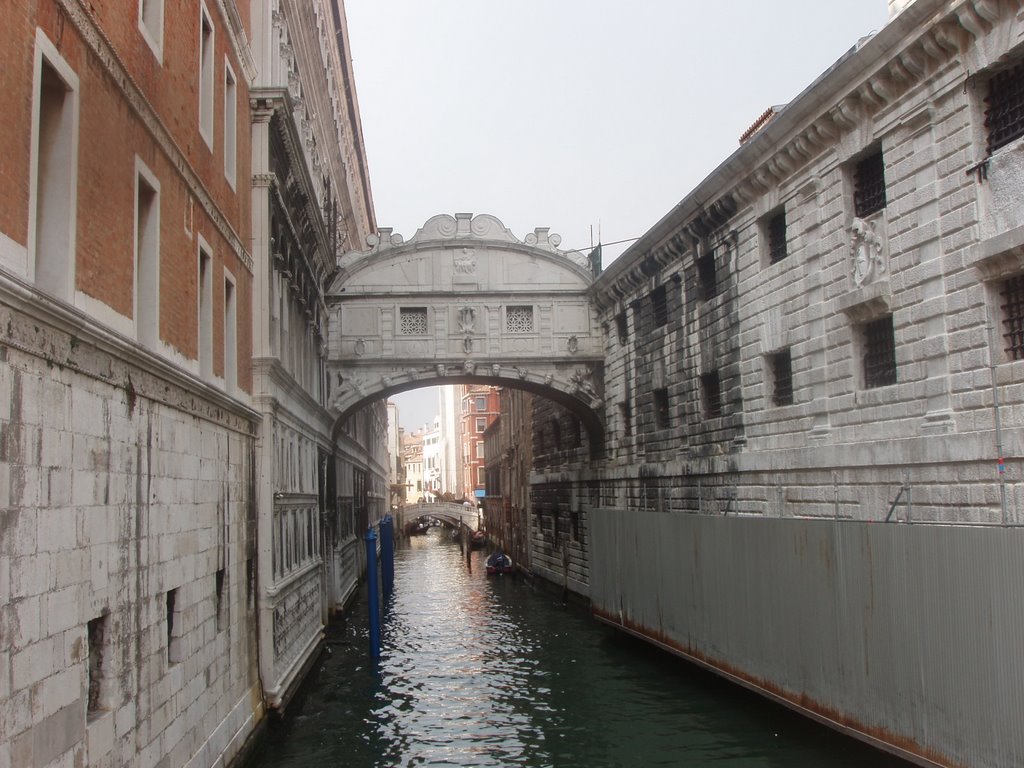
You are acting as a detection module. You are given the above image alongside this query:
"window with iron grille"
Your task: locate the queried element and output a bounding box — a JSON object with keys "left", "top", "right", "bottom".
{"left": 770, "top": 349, "right": 793, "bottom": 406}
{"left": 399, "top": 307, "right": 428, "bottom": 335}
{"left": 551, "top": 419, "right": 562, "bottom": 451}
{"left": 653, "top": 388, "right": 670, "bottom": 428}
{"left": 506, "top": 305, "right": 533, "bottom": 333}
{"left": 698, "top": 250, "right": 717, "bottom": 299}
{"left": 619, "top": 401, "right": 632, "bottom": 436}
{"left": 650, "top": 285, "right": 668, "bottom": 327}
{"left": 767, "top": 209, "right": 788, "bottom": 264}
{"left": 701, "top": 371, "right": 722, "bottom": 417}
{"left": 1000, "top": 274, "right": 1024, "bottom": 360}
{"left": 616, "top": 311, "right": 628, "bottom": 343}
{"left": 862, "top": 314, "right": 897, "bottom": 388}
{"left": 986, "top": 60, "right": 1024, "bottom": 154}
{"left": 853, "top": 150, "right": 886, "bottom": 218}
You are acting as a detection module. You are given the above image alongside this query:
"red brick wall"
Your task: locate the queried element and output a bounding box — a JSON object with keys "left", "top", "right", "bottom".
{"left": 0, "top": 1, "right": 253, "bottom": 393}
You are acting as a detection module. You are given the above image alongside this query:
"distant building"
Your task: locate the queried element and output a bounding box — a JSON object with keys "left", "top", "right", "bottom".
{"left": 460, "top": 384, "right": 501, "bottom": 499}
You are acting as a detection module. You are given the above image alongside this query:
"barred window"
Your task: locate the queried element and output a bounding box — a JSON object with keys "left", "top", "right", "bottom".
{"left": 862, "top": 314, "right": 897, "bottom": 388}
{"left": 770, "top": 349, "right": 793, "bottom": 406}
{"left": 986, "top": 60, "right": 1024, "bottom": 154}
{"left": 650, "top": 285, "right": 668, "bottom": 327}
{"left": 619, "top": 401, "right": 632, "bottom": 436}
{"left": 653, "top": 388, "right": 670, "bottom": 428}
{"left": 616, "top": 311, "right": 628, "bottom": 343}
{"left": 767, "top": 209, "right": 787, "bottom": 264}
{"left": 1000, "top": 274, "right": 1024, "bottom": 360}
{"left": 854, "top": 150, "right": 887, "bottom": 218}
{"left": 701, "top": 371, "right": 722, "bottom": 417}
{"left": 698, "top": 250, "right": 717, "bottom": 299}
{"left": 506, "top": 305, "right": 533, "bottom": 333}
{"left": 400, "top": 307, "right": 428, "bottom": 335}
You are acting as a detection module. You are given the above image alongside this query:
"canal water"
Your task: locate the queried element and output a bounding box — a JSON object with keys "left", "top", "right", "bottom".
{"left": 248, "top": 528, "right": 911, "bottom": 768}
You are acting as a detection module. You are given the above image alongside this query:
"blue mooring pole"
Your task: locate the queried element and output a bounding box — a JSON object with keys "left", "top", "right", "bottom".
{"left": 380, "top": 515, "right": 394, "bottom": 597}
{"left": 365, "top": 527, "right": 380, "bottom": 660}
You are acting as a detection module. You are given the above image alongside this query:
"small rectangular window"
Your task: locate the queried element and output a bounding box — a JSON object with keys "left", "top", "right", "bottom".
{"left": 650, "top": 285, "right": 668, "bottom": 328}
{"left": 245, "top": 558, "right": 254, "bottom": 612}
{"left": 506, "top": 305, "right": 534, "bottom": 333}
{"left": 475, "top": 441, "right": 485, "bottom": 459}
{"left": 653, "top": 388, "right": 670, "bottom": 429}
{"left": 475, "top": 396, "right": 486, "bottom": 411}
{"left": 166, "top": 588, "right": 182, "bottom": 665}
{"left": 862, "top": 314, "right": 897, "bottom": 388}
{"left": 701, "top": 371, "right": 722, "bottom": 418}
{"left": 224, "top": 272, "right": 237, "bottom": 392}
{"left": 551, "top": 419, "right": 562, "bottom": 450}
{"left": 223, "top": 61, "right": 237, "bottom": 186}
{"left": 999, "top": 274, "right": 1024, "bottom": 360}
{"left": 767, "top": 209, "right": 787, "bottom": 264}
{"left": 853, "top": 150, "right": 886, "bottom": 218}
{"left": 198, "top": 3, "right": 215, "bottom": 147}
{"left": 476, "top": 417, "right": 486, "bottom": 433}
{"left": 215, "top": 568, "right": 226, "bottom": 632}
{"left": 198, "top": 241, "right": 213, "bottom": 378}
{"left": 32, "top": 37, "right": 79, "bottom": 299}
{"left": 135, "top": 162, "right": 160, "bottom": 348}
{"left": 477, "top": 466, "right": 486, "bottom": 485}
{"left": 86, "top": 613, "right": 109, "bottom": 719}
{"left": 399, "top": 307, "right": 428, "bottom": 335}
{"left": 698, "top": 250, "right": 717, "bottom": 299}
{"left": 986, "top": 60, "right": 1024, "bottom": 154}
{"left": 139, "top": 0, "right": 164, "bottom": 61}
{"left": 615, "top": 311, "right": 628, "bottom": 344}
{"left": 770, "top": 349, "right": 793, "bottom": 406}
{"left": 619, "top": 401, "right": 632, "bottom": 436}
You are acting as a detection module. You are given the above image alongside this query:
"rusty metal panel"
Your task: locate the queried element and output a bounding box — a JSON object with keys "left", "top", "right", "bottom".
{"left": 589, "top": 510, "right": 1024, "bottom": 768}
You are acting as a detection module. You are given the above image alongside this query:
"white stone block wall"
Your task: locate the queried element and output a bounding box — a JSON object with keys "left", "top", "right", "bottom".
{"left": 585, "top": 0, "right": 1024, "bottom": 530}
{"left": 0, "top": 297, "right": 260, "bottom": 768}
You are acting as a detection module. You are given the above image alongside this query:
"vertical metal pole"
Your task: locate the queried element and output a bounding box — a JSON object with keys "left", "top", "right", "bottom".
{"left": 380, "top": 515, "right": 394, "bottom": 597}
{"left": 986, "top": 304, "right": 1009, "bottom": 525}
{"left": 365, "top": 528, "right": 380, "bottom": 660}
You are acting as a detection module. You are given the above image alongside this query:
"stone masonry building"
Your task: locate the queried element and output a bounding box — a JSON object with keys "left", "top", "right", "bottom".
{"left": 0, "top": 2, "right": 387, "bottom": 767}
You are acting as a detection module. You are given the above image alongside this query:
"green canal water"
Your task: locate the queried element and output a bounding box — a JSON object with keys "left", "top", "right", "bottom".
{"left": 247, "top": 528, "right": 912, "bottom": 768}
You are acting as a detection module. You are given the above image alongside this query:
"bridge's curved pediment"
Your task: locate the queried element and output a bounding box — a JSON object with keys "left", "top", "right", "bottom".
{"left": 330, "top": 213, "right": 594, "bottom": 294}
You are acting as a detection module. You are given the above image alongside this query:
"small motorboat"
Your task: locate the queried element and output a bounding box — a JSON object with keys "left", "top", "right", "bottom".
{"left": 486, "top": 550, "right": 514, "bottom": 575}
{"left": 405, "top": 519, "right": 429, "bottom": 536}
{"left": 469, "top": 529, "right": 487, "bottom": 549}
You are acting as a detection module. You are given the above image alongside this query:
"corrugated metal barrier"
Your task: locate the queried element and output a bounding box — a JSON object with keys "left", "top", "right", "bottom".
{"left": 589, "top": 509, "right": 1024, "bottom": 768}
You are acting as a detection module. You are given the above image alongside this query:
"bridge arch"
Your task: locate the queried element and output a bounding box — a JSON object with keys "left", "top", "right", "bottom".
{"left": 325, "top": 213, "right": 606, "bottom": 445}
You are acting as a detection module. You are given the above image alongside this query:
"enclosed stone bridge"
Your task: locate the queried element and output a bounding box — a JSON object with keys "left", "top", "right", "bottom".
{"left": 325, "top": 213, "right": 605, "bottom": 442}
{"left": 397, "top": 502, "right": 481, "bottom": 532}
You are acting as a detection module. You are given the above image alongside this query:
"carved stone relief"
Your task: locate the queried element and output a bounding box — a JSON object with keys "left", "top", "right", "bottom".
{"left": 850, "top": 217, "right": 886, "bottom": 286}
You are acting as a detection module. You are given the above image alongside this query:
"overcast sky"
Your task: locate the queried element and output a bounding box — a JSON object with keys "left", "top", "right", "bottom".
{"left": 343, "top": 1, "right": 889, "bottom": 430}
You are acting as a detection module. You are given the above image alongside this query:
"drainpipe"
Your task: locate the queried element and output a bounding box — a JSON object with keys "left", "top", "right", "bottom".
{"left": 985, "top": 305, "right": 1009, "bottom": 526}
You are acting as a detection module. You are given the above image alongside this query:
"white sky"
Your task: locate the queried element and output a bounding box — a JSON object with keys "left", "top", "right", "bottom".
{"left": 344, "top": 1, "right": 889, "bottom": 430}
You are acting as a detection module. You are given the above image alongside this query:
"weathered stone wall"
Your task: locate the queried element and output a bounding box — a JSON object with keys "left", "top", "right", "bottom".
{"left": 0, "top": 292, "right": 260, "bottom": 768}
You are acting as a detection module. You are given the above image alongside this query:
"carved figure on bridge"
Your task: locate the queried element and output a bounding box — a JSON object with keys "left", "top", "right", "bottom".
{"left": 567, "top": 335, "right": 579, "bottom": 354}
{"left": 458, "top": 306, "right": 476, "bottom": 334}
{"left": 454, "top": 248, "right": 477, "bottom": 275}
{"left": 463, "top": 360, "right": 476, "bottom": 375}
{"left": 436, "top": 364, "right": 446, "bottom": 377}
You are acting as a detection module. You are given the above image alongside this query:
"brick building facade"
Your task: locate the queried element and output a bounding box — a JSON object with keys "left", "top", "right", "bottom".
{"left": 0, "top": 2, "right": 384, "bottom": 767}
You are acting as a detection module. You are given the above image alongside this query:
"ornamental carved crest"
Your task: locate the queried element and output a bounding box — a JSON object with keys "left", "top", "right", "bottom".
{"left": 850, "top": 217, "right": 886, "bottom": 287}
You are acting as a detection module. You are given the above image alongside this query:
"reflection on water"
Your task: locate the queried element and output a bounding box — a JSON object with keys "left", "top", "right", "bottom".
{"left": 248, "top": 528, "right": 911, "bottom": 767}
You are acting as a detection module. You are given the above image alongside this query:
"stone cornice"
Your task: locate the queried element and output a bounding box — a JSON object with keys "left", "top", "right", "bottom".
{"left": 59, "top": 0, "right": 253, "bottom": 274}
{"left": 0, "top": 269, "right": 259, "bottom": 433}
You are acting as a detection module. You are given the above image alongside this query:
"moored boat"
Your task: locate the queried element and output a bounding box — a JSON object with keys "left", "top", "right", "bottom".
{"left": 485, "top": 550, "right": 514, "bottom": 575}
